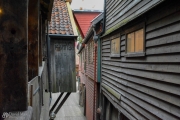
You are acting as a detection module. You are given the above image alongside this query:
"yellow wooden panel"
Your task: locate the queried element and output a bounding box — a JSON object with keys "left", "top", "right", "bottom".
{"left": 135, "top": 29, "right": 144, "bottom": 52}
{"left": 127, "top": 32, "right": 135, "bottom": 53}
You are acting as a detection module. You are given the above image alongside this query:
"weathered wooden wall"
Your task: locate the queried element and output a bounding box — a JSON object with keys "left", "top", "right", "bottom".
{"left": 0, "top": 0, "right": 28, "bottom": 112}
{"left": 28, "top": 77, "right": 41, "bottom": 120}
{"left": 105, "top": 0, "right": 164, "bottom": 35}
{"left": 86, "top": 77, "right": 94, "bottom": 120}
{"left": 78, "top": 20, "right": 102, "bottom": 120}
{"left": 86, "top": 39, "right": 95, "bottom": 80}
{"left": 50, "top": 38, "right": 76, "bottom": 93}
{"left": 102, "top": 0, "right": 180, "bottom": 119}
{"left": 28, "top": 0, "right": 39, "bottom": 81}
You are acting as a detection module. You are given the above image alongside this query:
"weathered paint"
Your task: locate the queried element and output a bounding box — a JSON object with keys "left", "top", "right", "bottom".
{"left": 0, "top": 0, "right": 28, "bottom": 112}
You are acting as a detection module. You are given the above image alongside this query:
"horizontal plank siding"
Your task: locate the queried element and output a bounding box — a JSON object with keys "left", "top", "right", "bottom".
{"left": 105, "top": 0, "right": 163, "bottom": 31}
{"left": 102, "top": 0, "right": 180, "bottom": 119}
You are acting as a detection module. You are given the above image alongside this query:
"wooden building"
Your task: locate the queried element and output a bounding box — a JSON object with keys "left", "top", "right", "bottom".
{"left": 48, "top": 0, "right": 77, "bottom": 93}
{"left": 78, "top": 13, "right": 103, "bottom": 120}
{"left": 74, "top": 10, "right": 102, "bottom": 76}
{"left": 74, "top": 10, "right": 102, "bottom": 38}
{"left": 0, "top": 0, "right": 77, "bottom": 119}
{"left": 100, "top": 0, "right": 180, "bottom": 120}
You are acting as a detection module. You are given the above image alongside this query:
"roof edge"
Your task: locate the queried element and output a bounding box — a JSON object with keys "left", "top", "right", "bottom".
{"left": 66, "top": 2, "right": 78, "bottom": 36}
{"left": 102, "top": 0, "right": 164, "bottom": 37}
{"left": 49, "top": 34, "right": 78, "bottom": 38}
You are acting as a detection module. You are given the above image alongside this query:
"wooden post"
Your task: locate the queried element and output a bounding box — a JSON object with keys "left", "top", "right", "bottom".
{"left": 0, "top": 0, "right": 28, "bottom": 112}
{"left": 42, "top": 19, "right": 46, "bottom": 60}
{"left": 39, "top": 13, "right": 42, "bottom": 66}
{"left": 30, "top": 85, "right": 33, "bottom": 106}
{"left": 28, "top": 0, "right": 39, "bottom": 81}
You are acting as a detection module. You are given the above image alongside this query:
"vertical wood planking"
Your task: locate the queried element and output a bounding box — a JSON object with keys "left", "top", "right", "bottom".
{"left": 39, "top": 13, "right": 42, "bottom": 66}
{"left": 50, "top": 39, "right": 76, "bottom": 92}
{"left": 28, "top": 0, "right": 39, "bottom": 81}
{"left": 0, "top": 0, "right": 28, "bottom": 112}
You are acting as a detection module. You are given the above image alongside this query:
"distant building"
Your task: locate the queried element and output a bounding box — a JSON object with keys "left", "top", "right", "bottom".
{"left": 77, "top": 12, "right": 103, "bottom": 120}
{"left": 73, "top": 10, "right": 102, "bottom": 38}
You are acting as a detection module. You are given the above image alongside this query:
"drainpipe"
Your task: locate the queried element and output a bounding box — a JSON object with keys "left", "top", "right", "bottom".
{"left": 46, "top": 21, "right": 52, "bottom": 102}
{"left": 93, "top": 0, "right": 106, "bottom": 119}
{"left": 95, "top": 0, "right": 106, "bottom": 83}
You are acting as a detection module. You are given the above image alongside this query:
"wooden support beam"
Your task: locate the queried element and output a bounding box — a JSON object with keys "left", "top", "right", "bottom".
{"left": 54, "top": 93, "right": 71, "bottom": 114}
{"left": 42, "top": 19, "right": 46, "bottom": 60}
{"left": 39, "top": 13, "right": 42, "bottom": 66}
{"left": 0, "top": 0, "right": 28, "bottom": 112}
{"left": 28, "top": 0, "right": 40, "bottom": 81}
{"left": 49, "top": 92, "right": 64, "bottom": 114}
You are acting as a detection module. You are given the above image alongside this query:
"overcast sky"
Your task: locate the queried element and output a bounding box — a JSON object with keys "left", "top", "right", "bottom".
{"left": 71, "top": 0, "right": 104, "bottom": 10}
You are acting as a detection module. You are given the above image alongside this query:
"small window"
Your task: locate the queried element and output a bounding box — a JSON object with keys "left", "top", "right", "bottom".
{"left": 88, "top": 41, "right": 94, "bottom": 63}
{"left": 110, "top": 37, "right": 120, "bottom": 57}
{"left": 126, "top": 28, "right": 145, "bottom": 57}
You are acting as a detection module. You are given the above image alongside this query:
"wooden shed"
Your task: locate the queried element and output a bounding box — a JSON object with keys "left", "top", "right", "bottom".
{"left": 101, "top": 0, "right": 180, "bottom": 120}
{"left": 48, "top": 0, "right": 78, "bottom": 93}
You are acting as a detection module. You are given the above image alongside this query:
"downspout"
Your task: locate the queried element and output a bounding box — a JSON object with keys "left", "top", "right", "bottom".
{"left": 46, "top": 21, "right": 52, "bottom": 103}
{"left": 96, "top": 0, "right": 106, "bottom": 82}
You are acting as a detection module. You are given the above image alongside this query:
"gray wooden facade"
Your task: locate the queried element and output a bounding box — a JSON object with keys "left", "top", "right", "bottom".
{"left": 101, "top": 0, "right": 180, "bottom": 119}
{"left": 50, "top": 37, "right": 76, "bottom": 93}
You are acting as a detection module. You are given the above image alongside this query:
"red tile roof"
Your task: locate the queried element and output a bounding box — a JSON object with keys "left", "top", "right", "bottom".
{"left": 49, "top": 0, "right": 74, "bottom": 35}
{"left": 74, "top": 11, "right": 101, "bottom": 37}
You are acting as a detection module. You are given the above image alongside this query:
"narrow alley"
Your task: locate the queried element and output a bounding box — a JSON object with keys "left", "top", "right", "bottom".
{"left": 0, "top": 0, "right": 180, "bottom": 120}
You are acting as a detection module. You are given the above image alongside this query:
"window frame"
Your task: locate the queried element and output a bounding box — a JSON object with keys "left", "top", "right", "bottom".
{"left": 125, "top": 22, "right": 146, "bottom": 57}
{"left": 88, "top": 41, "right": 94, "bottom": 64}
{"left": 110, "top": 36, "right": 121, "bottom": 58}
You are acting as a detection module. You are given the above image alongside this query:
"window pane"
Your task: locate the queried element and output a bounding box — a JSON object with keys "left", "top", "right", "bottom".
{"left": 127, "top": 32, "right": 134, "bottom": 53}
{"left": 135, "top": 29, "right": 144, "bottom": 52}
{"left": 111, "top": 38, "right": 120, "bottom": 54}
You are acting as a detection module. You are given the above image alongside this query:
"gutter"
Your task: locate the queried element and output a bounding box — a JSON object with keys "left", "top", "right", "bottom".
{"left": 77, "top": 44, "right": 84, "bottom": 54}
{"left": 83, "top": 27, "right": 94, "bottom": 44}
{"left": 48, "top": 34, "right": 78, "bottom": 38}
{"left": 77, "top": 27, "right": 93, "bottom": 54}
{"left": 95, "top": 0, "right": 106, "bottom": 118}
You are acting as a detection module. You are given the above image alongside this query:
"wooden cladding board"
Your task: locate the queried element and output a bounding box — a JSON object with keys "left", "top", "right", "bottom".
{"left": 0, "top": 0, "right": 28, "bottom": 112}
{"left": 105, "top": 0, "right": 164, "bottom": 35}
{"left": 28, "top": 0, "right": 39, "bottom": 81}
{"left": 50, "top": 38, "right": 76, "bottom": 92}
{"left": 101, "top": 0, "right": 180, "bottom": 120}
{"left": 86, "top": 77, "right": 94, "bottom": 120}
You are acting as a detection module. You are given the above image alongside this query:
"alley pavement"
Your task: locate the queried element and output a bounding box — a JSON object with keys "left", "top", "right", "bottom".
{"left": 50, "top": 82, "right": 86, "bottom": 120}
